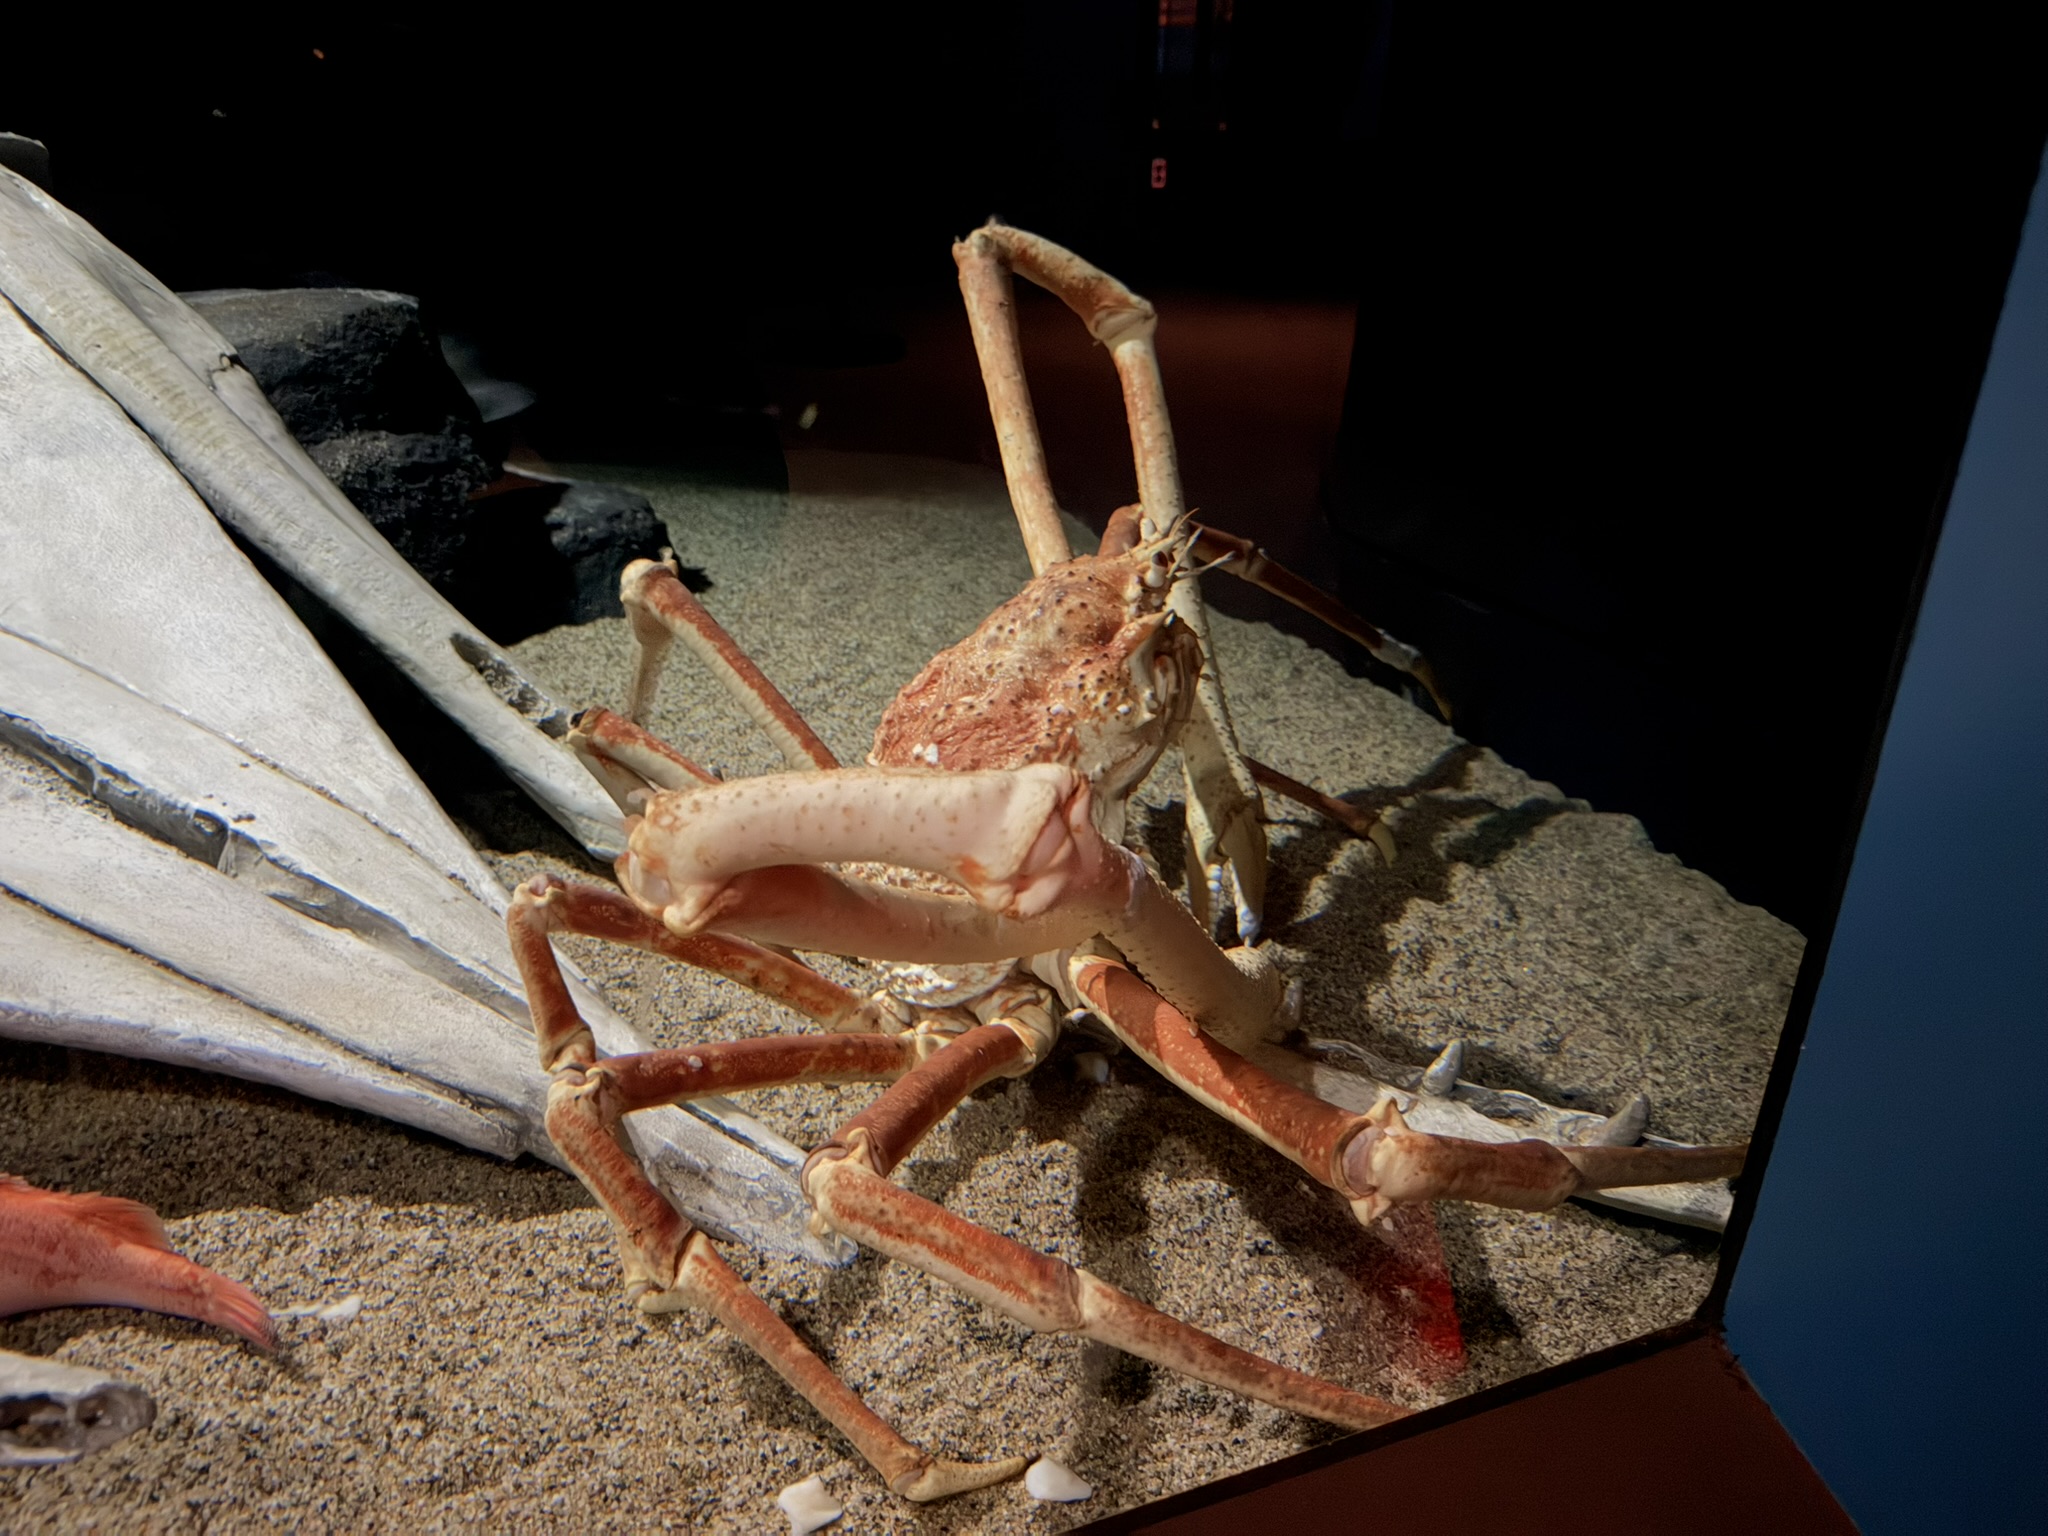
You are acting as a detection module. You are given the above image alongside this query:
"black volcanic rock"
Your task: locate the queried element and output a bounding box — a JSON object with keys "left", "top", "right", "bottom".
{"left": 544, "top": 483, "right": 669, "bottom": 622}
{"left": 308, "top": 427, "right": 493, "bottom": 589}
{"left": 184, "top": 287, "right": 492, "bottom": 591}
{"left": 185, "top": 287, "right": 481, "bottom": 444}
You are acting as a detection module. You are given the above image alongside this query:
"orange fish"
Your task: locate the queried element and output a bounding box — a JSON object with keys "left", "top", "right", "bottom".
{"left": 0, "top": 1174, "right": 276, "bottom": 1350}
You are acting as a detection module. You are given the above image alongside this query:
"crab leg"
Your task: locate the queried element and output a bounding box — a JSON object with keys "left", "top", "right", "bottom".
{"left": 1186, "top": 523, "right": 1453, "bottom": 721}
{"left": 603, "top": 1033, "right": 920, "bottom": 1111}
{"left": 620, "top": 765, "right": 1292, "bottom": 1048}
{"left": 812, "top": 1017, "right": 1039, "bottom": 1178}
{"left": 569, "top": 706, "right": 720, "bottom": 816}
{"left": 956, "top": 221, "right": 1269, "bottom": 940}
{"left": 804, "top": 1154, "right": 1402, "bottom": 1433}
{"left": 511, "top": 873, "right": 885, "bottom": 1033}
{"left": 960, "top": 222, "right": 1185, "bottom": 542}
{"left": 953, "top": 231, "right": 1071, "bottom": 574}
{"left": 1246, "top": 758, "right": 1398, "bottom": 865}
{"left": 620, "top": 558, "right": 838, "bottom": 771}
{"left": 799, "top": 1009, "right": 1402, "bottom": 1433}
{"left": 1070, "top": 954, "right": 1747, "bottom": 1225}
{"left": 556, "top": 1083, "right": 1018, "bottom": 1500}
{"left": 504, "top": 884, "right": 1024, "bottom": 1501}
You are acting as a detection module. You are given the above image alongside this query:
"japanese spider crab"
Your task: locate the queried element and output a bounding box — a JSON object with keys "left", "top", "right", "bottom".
{"left": 504, "top": 222, "right": 1745, "bottom": 1501}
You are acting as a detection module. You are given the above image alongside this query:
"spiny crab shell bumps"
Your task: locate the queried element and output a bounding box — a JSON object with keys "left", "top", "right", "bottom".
{"left": 869, "top": 531, "right": 1201, "bottom": 840}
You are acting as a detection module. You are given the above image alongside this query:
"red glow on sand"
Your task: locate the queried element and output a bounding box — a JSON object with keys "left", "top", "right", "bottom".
{"left": 1367, "top": 1204, "right": 1467, "bottom": 1385}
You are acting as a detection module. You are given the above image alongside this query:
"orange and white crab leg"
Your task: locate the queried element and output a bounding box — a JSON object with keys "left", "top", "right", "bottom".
{"left": 958, "top": 224, "right": 1183, "bottom": 542}
{"left": 620, "top": 557, "right": 839, "bottom": 771}
{"left": 620, "top": 765, "right": 1291, "bottom": 1048}
{"left": 1246, "top": 758, "right": 1399, "bottom": 866}
{"left": 953, "top": 230, "right": 1072, "bottom": 575}
{"left": 1185, "top": 522, "right": 1454, "bottom": 722}
{"left": 1069, "top": 954, "right": 1747, "bottom": 1224}
{"left": 805, "top": 1163, "right": 1404, "bottom": 1431}
{"left": 566, "top": 706, "right": 721, "bottom": 817}
{"left": 801, "top": 1020, "right": 1404, "bottom": 1433}
{"left": 510, "top": 874, "right": 889, "bottom": 1032}
{"left": 504, "top": 884, "right": 1023, "bottom": 1501}
{"left": 959, "top": 221, "right": 1269, "bottom": 938}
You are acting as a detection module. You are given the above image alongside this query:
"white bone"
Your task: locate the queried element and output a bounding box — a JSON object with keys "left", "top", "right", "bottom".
{"left": 0, "top": 178, "right": 844, "bottom": 1264}
{"left": 0, "top": 165, "right": 624, "bottom": 859}
{"left": 272, "top": 1294, "right": 365, "bottom": 1324}
{"left": 775, "top": 1474, "right": 844, "bottom": 1534}
{"left": 0, "top": 1349, "right": 155, "bottom": 1467}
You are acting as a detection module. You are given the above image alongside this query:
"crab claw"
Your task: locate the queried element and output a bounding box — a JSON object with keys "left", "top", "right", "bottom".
{"left": 1165, "top": 575, "right": 1268, "bottom": 943}
{"left": 1179, "top": 698, "right": 1268, "bottom": 943}
{"left": 0, "top": 1175, "right": 277, "bottom": 1350}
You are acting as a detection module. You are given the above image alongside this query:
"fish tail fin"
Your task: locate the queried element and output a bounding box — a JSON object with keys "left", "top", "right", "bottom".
{"left": 198, "top": 1269, "right": 280, "bottom": 1352}
{"left": 1, "top": 1175, "right": 278, "bottom": 1350}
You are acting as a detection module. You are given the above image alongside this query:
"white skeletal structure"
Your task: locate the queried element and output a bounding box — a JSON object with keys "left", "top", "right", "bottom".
{"left": 0, "top": 1347, "right": 156, "bottom": 1467}
{"left": 0, "top": 165, "right": 843, "bottom": 1265}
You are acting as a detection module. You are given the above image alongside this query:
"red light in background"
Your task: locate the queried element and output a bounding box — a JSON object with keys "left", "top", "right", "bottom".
{"left": 1150, "top": 157, "right": 1169, "bottom": 190}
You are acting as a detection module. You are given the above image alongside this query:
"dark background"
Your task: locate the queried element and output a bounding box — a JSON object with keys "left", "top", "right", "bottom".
{"left": 9, "top": 8, "right": 2040, "bottom": 930}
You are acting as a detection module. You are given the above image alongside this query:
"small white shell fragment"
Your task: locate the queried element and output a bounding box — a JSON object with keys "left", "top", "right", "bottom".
{"left": 1073, "top": 1051, "right": 1110, "bottom": 1084}
{"left": 270, "top": 1292, "right": 365, "bottom": 1324}
{"left": 1025, "top": 1458, "right": 1093, "bottom": 1502}
{"left": 777, "top": 1473, "right": 844, "bottom": 1534}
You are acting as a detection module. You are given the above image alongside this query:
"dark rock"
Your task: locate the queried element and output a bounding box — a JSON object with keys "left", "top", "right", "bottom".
{"left": 184, "top": 288, "right": 481, "bottom": 445}
{"left": 544, "top": 484, "right": 668, "bottom": 622}
{"left": 184, "top": 287, "right": 493, "bottom": 596}
{"left": 177, "top": 289, "right": 705, "bottom": 645}
{"left": 308, "top": 429, "right": 493, "bottom": 590}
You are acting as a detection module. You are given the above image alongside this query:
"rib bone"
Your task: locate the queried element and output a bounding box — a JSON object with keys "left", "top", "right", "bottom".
{"left": 0, "top": 164, "right": 623, "bottom": 858}
{"left": 0, "top": 194, "right": 844, "bottom": 1263}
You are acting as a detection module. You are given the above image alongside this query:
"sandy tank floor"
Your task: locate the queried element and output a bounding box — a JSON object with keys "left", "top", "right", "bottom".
{"left": 0, "top": 452, "right": 1800, "bottom": 1532}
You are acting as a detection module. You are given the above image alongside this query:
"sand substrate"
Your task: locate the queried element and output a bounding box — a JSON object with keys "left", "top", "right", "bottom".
{"left": 0, "top": 452, "right": 1801, "bottom": 1532}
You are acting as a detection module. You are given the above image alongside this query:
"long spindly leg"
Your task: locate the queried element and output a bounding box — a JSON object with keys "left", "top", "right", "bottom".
{"left": 799, "top": 997, "right": 1406, "bottom": 1433}
{"left": 952, "top": 228, "right": 1071, "bottom": 575}
{"left": 566, "top": 705, "right": 720, "bottom": 818}
{"left": 1246, "top": 757, "right": 1399, "bottom": 867}
{"left": 955, "top": 223, "right": 1268, "bottom": 938}
{"left": 511, "top": 873, "right": 889, "bottom": 1034}
{"left": 1070, "top": 954, "right": 1747, "bottom": 1225}
{"left": 503, "top": 884, "right": 1024, "bottom": 1500}
{"left": 959, "top": 223, "right": 1184, "bottom": 543}
{"left": 1184, "top": 521, "right": 1453, "bottom": 721}
{"left": 619, "top": 556, "right": 839, "bottom": 771}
